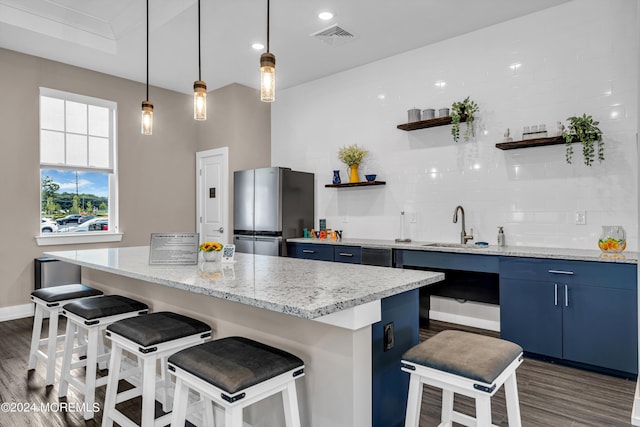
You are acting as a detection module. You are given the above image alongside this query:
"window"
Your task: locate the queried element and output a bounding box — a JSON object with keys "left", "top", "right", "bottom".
{"left": 36, "top": 88, "right": 121, "bottom": 245}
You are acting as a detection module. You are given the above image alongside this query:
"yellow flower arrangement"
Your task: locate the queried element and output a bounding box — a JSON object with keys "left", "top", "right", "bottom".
{"left": 199, "top": 242, "right": 223, "bottom": 252}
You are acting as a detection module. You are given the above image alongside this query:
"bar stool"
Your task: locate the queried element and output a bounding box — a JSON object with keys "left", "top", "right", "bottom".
{"left": 401, "top": 330, "right": 523, "bottom": 427}
{"left": 101, "top": 311, "right": 212, "bottom": 427}
{"left": 58, "top": 295, "right": 149, "bottom": 420}
{"left": 168, "top": 336, "right": 305, "bottom": 427}
{"left": 28, "top": 284, "right": 103, "bottom": 386}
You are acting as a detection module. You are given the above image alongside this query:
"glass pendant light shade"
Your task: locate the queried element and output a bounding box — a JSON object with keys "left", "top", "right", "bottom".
{"left": 260, "top": 52, "right": 276, "bottom": 102}
{"left": 194, "top": 81, "right": 207, "bottom": 120}
{"left": 141, "top": 101, "right": 153, "bottom": 135}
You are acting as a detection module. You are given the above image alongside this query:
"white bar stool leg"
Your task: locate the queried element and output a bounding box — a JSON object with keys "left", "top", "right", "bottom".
{"left": 44, "top": 308, "right": 60, "bottom": 386}
{"left": 28, "top": 304, "right": 44, "bottom": 370}
{"left": 97, "top": 327, "right": 108, "bottom": 371}
{"left": 441, "top": 389, "right": 454, "bottom": 425}
{"left": 404, "top": 374, "right": 422, "bottom": 427}
{"left": 203, "top": 396, "right": 216, "bottom": 427}
{"left": 170, "top": 378, "right": 189, "bottom": 427}
{"left": 140, "top": 356, "right": 157, "bottom": 427}
{"left": 102, "top": 343, "right": 122, "bottom": 427}
{"left": 225, "top": 405, "right": 243, "bottom": 427}
{"left": 475, "top": 395, "right": 492, "bottom": 427}
{"left": 504, "top": 373, "right": 522, "bottom": 427}
{"left": 58, "top": 319, "right": 75, "bottom": 398}
{"left": 84, "top": 326, "right": 99, "bottom": 420}
{"left": 283, "top": 381, "right": 301, "bottom": 427}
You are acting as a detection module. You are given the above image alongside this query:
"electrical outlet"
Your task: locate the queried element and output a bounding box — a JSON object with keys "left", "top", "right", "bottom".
{"left": 408, "top": 212, "right": 417, "bottom": 224}
{"left": 575, "top": 210, "right": 586, "bottom": 225}
{"left": 383, "top": 322, "right": 394, "bottom": 351}
{"left": 342, "top": 216, "right": 349, "bottom": 223}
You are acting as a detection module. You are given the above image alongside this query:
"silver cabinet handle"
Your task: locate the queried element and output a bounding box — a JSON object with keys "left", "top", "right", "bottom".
{"left": 338, "top": 253, "right": 354, "bottom": 257}
{"left": 548, "top": 269, "right": 574, "bottom": 275}
{"left": 302, "top": 250, "right": 315, "bottom": 254}
{"left": 565, "top": 284, "right": 569, "bottom": 307}
{"left": 554, "top": 284, "right": 558, "bottom": 306}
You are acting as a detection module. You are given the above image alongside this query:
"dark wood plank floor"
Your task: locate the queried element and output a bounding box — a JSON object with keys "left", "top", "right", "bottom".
{"left": 0, "top": 316, "right": 636, "bottom": 426}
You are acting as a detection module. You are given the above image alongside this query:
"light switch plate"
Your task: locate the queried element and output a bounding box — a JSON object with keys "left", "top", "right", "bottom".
{"left": 575, "top": 210, "right": 586, "bottom": 225}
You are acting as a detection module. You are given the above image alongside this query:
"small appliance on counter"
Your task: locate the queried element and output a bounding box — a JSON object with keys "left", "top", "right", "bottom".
{"left": 233, "top": 167, "right": 314, "bottom": 256}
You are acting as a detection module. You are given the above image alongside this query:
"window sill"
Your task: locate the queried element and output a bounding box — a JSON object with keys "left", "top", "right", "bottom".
{"left": 35, "top": 232, "right": 123, "bottom": 246}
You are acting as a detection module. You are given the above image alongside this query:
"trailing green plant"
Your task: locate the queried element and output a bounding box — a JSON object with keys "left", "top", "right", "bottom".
{"left": 562, "top": 114, "right": 603, "bottom": 166}
{"left": 338, "top": 144, "right": 368, "bottom": 166}
{"left": 451, "top": 96, "right": 479, "bottom": 143}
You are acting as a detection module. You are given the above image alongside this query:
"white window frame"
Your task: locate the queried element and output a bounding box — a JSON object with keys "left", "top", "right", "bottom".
{"left": 36, "top": 88, "right": 122, "bottom": 246}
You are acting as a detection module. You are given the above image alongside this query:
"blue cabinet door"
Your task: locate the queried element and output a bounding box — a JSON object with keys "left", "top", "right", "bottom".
{"left": 500, "top": 278, "right": 563, "bottom": 358}
{"left": 563, "top": 284, "right": 638, "bottom": 374}
{"left": 333, "top": 245, "right": 362, "bottom": 264}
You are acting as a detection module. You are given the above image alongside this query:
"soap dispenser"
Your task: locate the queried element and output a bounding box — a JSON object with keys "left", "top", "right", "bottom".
{"left": 497, "top": 226, "right": 505, "bottom": 247}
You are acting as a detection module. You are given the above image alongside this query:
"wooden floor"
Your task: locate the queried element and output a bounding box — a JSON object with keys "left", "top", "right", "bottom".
{"left": 0, "top": 316, "right": 636, "bottom": 426}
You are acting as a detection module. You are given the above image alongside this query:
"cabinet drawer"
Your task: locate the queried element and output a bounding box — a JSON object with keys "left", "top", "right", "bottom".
{"left": 334, "top": 246, "right": 362, "bottom": 264}
{"left": 288, "top": 243, "right": 333, "bottom": 261}
{"left": 500, "top": 257, "right": 637, "bottom": 290}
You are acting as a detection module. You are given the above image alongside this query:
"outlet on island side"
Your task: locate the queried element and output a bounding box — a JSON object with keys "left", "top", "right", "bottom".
{"left": 384, "top": 322, "right": 394, "bottom": 351}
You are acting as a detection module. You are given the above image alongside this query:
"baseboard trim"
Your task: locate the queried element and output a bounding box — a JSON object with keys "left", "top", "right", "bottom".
{"left": 429, "top": 310, "right": 500, "bottom": 332}
{"left": 0, "top": 304, "right": 34, "bottom": 322}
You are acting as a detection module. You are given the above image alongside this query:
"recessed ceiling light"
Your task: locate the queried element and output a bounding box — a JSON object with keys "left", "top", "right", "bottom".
{"left": 252, "top": 43, "right": 265, "bottom": 50}
{"left": 318, "top": 11, "right": 334, "bottom": 20}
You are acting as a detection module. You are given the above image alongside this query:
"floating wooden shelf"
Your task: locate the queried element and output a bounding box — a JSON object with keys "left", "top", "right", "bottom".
{"left": 495, "top": 135, "right": 571, "bottom": 150}
{"left": 325, "top": 181, "right": 386, "bottom": 188}
{"left": 397, "top": 114, "right": 467, "bottom": 131}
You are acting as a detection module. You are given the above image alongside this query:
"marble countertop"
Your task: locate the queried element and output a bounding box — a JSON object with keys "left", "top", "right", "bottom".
{"left": 44, "top": 246, "right": 444, "bottom": 320}
{"left": 287, "top": 238, "right": 638, "bottom": 264}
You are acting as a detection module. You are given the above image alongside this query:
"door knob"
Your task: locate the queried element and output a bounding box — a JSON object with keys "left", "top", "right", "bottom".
{"left": 217, "top": 227, "right": 224, "bottom": 233}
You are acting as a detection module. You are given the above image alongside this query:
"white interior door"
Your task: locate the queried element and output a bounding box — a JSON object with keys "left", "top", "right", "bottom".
{"left": 196, "top": 147, "right": 229, "bottom": 245}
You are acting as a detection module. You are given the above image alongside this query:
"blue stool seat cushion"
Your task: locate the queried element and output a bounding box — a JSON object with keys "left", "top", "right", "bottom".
{"left": 63, "top": 295, "right": 148, "bottom": 320}
{"left": 402, "top": 330, "right": 523, "bottom": 384}
{"left": 168, "top": 336, "right": 304, "bottom": 394}
{"left": 107, "top": 311, "right": 211, "bottom": 347}
{"left": 31, "top": 284, "right": 103, "bottom": 303}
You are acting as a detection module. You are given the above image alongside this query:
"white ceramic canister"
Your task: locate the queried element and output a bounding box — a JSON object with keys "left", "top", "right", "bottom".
{"left": 408, "top": 108, "right": 421, "bottom": 122}
{"left": 421, "top": 109, "right": 435, "bottom": 120}
{"left": 438, "top": 108, "right": 450, "bottom": 117}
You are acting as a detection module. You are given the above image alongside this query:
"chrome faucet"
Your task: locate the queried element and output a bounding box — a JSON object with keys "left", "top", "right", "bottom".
{"left": 453, "top": 205, "right": 474, "bottom": 244}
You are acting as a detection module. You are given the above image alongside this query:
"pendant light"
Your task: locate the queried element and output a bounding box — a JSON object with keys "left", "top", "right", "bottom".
{"left": 141, "top": 0, "right": 153, "bottom": 135}
{"left": 193, "top": 0, "right": 206, "bottom": 120}
{"left": 260, "top": 0, "right": 275, "bottom": 102}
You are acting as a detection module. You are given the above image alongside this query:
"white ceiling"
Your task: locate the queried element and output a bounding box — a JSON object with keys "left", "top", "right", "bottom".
{"left": 0, "top": 0, "right": 570, "bottom": 95}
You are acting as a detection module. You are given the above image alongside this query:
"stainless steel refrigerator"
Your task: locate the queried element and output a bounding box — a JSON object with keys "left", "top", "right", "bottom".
{"left": 233, "top": 167, "right": 314, "bottom": 256}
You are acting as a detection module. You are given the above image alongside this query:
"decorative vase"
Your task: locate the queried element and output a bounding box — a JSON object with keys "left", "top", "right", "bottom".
{"left": 598, "top": 225, "right": 626, "bottom": 253}
{"left": 201, "top": 250, "right": 221, "bottom": 262}
{"left": 332, "top": 170, "right": 341, "bottom": 184}
{"left": 348, "top": 164, "right": 359, "bottom": 183}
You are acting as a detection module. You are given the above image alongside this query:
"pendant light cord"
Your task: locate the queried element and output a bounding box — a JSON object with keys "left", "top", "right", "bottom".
{"left": 266, "top": 0, "right": 270, "bottom": 52}
{"left": 197, "top": 0, "right": 202, "bottom": 81}
{"left": 146, "top": 0, "right": 149, "bottom": 101}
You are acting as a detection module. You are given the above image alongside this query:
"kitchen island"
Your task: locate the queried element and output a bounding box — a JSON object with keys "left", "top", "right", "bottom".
{"left": 45, "top": 246, "right": 443, "bottom": 427}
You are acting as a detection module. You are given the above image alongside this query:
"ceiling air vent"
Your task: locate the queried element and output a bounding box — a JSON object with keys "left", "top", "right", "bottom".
{"left": 311, "top": 24, "right": 356, "bottom": 47}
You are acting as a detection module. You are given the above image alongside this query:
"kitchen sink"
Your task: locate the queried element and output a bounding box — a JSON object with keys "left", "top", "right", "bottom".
{"left": 422, "top": 242, "right": 488, "bottom": 249}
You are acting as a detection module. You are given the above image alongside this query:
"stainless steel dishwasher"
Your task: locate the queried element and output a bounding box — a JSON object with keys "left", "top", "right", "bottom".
{"left": 361, "top": 247, "right": 393, "bottom": 267}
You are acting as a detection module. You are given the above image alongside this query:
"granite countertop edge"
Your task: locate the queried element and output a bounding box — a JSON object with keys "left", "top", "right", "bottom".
{"left": 287, "top": 238, "right": 638, "bottom": 264}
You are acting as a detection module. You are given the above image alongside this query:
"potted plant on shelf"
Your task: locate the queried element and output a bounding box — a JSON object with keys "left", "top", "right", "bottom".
{"left": 338, "top": 144, "right": 368, "bottom": 183}
{"left": 450, "top": 96, "right": 479, "bottom": 143}
{"left": 562, "top": 113, "right": 604, "bottom": 166}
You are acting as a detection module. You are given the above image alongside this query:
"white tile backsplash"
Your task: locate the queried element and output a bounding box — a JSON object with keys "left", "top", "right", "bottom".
{"left": 273, "top": 0, "right": 638, "bottom": 250}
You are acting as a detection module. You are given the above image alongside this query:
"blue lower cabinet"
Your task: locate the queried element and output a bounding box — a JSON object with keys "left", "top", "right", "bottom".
{"left": 500, "top": 257, "right": 638, "bottom": 375}
{"left": 371, "top": 289, "right": 419, "bottom": 427}
{"left": 563, "top": 284, "right": 637, "bottom": 373}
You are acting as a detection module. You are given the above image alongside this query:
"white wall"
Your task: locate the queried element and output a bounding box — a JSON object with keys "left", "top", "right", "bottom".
{"left": 272, "top": 0, "right": 638, "bottom": 251}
